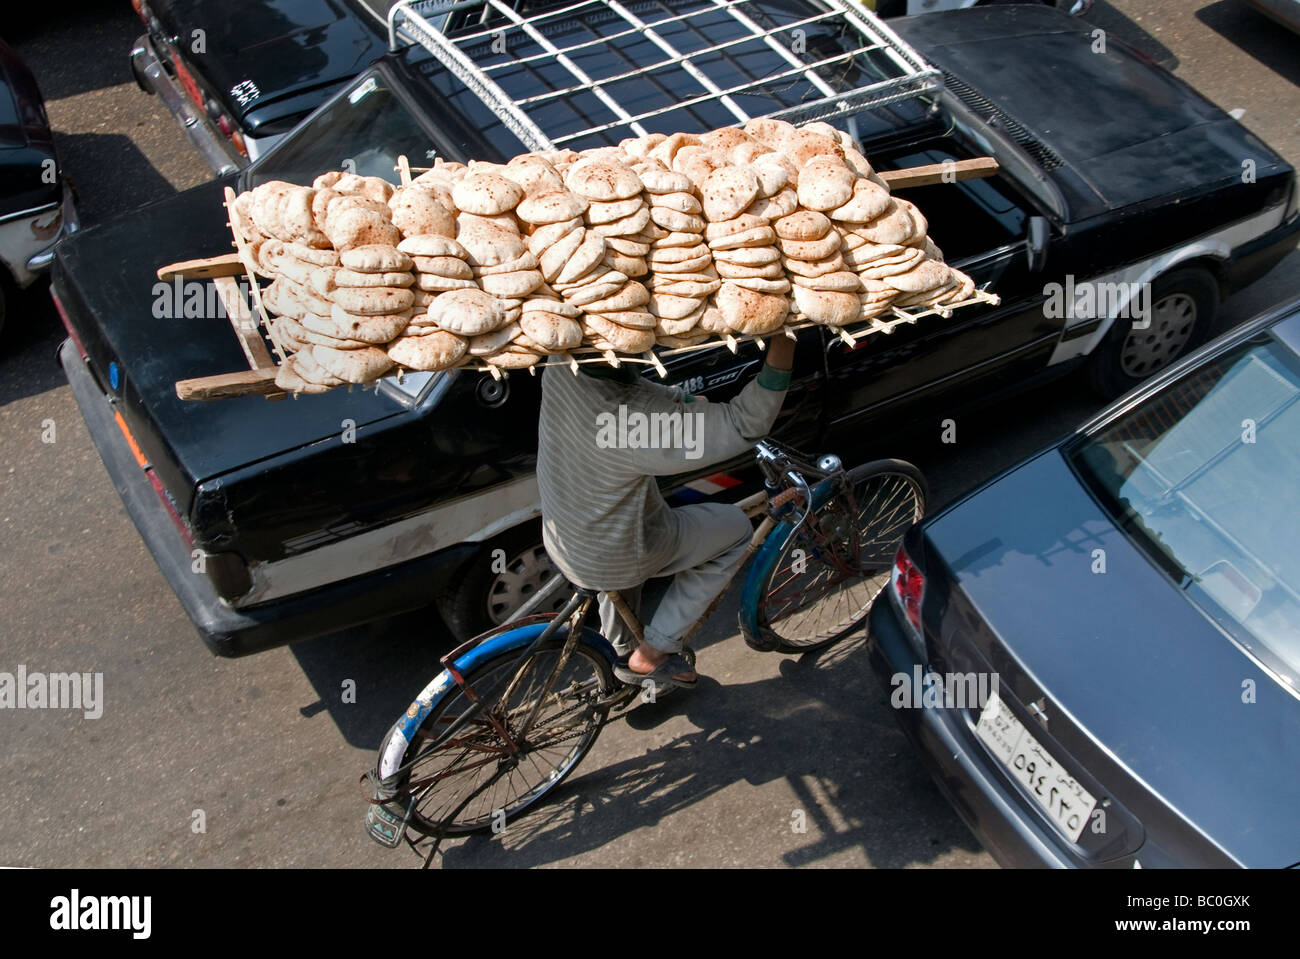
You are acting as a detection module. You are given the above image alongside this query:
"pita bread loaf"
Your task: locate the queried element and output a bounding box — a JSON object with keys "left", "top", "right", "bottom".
{"left": 426, "top": 288, "right": 510, "bottom": 335}
{"left": 230, "top": 119, "right": 980, "bottom": 392}
{"left": 387, "top": 330, "right": 468, "bottom": 371}
{"left": 388, "top": 186, "right": 456, "bottom": 238}
{"left": 452, "top": 173, "right": 524, "bottom": 216}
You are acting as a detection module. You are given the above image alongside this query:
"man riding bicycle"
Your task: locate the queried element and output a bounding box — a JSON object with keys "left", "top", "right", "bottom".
{"left": 536, "top": 337, "right": 795, "bottom": 690}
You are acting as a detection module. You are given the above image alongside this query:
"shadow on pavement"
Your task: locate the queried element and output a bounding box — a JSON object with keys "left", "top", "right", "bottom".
{"left": 289, "top": 604, "right": 461, "bottom": 749}
{"left": 424, "top": 632, "right": 984, "bottom": 869}
{"left": 0, "top": 281, "right": 68, "bottom": 408}
{"left": 54, "top": 132, "right": 182, "bottom": 226}
{"left": 1196, "top": 0, "right": 1300, "bottom": 88}
{"left": 7, "top": 1, "right": 151, "bottom": 101}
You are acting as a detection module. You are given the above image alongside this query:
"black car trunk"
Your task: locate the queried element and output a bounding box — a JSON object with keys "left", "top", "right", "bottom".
{"left": 919, "top": 449, "right": 1300, "bottom": 867}
{"left": 893, "top": 6, "right": 1291, "bottom": 220}
{"left": 51, "top": 179, "right": 408, "bottom": 522}
{"left": 144, "top": 0, "right": 389, "bottom": 135}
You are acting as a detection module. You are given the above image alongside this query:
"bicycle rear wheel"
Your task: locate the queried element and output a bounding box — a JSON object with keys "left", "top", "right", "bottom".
{"left": 391, "top": 636, "right": 615, "bottom": 837}
{"left": 751, "top": 459, "right": 926, "bottom": 653}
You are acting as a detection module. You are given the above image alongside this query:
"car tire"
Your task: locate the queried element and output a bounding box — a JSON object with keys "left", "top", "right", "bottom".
{"left": 1087, "top": 267, "right": 1218, "bottom": 399}
{"left": 434, "top": 521, "right": 568, "bottom": 640}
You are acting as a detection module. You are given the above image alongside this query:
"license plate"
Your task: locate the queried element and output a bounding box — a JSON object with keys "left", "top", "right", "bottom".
{"left": 976, "top": 691, "right": 1097, "bottom": 843}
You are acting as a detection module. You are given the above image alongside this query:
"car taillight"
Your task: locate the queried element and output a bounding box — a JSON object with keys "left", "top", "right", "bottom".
{"left": 890, "top": 544, "right": 926, "bottom": 645}
{"left": 170, "top": 57, "right": 205, "bottom": 113}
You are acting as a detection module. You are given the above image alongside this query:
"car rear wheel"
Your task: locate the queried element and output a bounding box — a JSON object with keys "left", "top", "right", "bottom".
{"left": 1087, "top": 267, "right": 1218, "bottom": 399}
{"left": 435, "top": 522, "right": 569, "bottom": 640}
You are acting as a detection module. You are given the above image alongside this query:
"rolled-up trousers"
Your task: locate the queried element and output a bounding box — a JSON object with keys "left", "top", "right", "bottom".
{"left": 597, "top": 502, "right": 753, "bottom": 657}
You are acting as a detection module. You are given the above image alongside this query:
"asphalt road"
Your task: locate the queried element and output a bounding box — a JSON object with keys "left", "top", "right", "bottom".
{"left": 0, "top": 1, "right": 1297, "bottom": 869}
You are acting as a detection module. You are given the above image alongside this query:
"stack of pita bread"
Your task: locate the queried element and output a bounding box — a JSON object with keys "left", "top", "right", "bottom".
{"left": 227, "top": 119, "right": 977, "bottom": 395}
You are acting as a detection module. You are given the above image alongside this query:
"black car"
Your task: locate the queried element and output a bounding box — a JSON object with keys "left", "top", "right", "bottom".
{"left": 54, "top": 2, "right": 1297, "bottom": 657}
{"left": 0, "top": 35, "right": 77, "bottom": 335}
{"left": 128, "top": 0, "right": 1095, "bottom": 175}
{"left": 869, "top": 294, "right": 1300, "bottom": 868}
{"left": 128, "top": 0, "right": 397, "bottom": 172}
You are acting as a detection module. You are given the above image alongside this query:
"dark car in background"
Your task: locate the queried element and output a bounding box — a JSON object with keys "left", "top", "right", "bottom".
{"left": 0, "top": 36, "right": 77, "bottom": 335}
{"left": 129, "top": 0, "right": 1096, "bottom": 175}
{"left": 871, "top": 295, "right": 1300, "bottom": 868}
{"left": 129, "top": 0, "right": 399, "bottom": 172}
{"left": 55, "top": 2, "right": 1297, "bottom": 657}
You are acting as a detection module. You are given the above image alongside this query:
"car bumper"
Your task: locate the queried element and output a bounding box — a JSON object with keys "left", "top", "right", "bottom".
{"left": 1227, "top": 205, "right": 1300, "bottom": 293}
{"left": 867, "top": 598, "right": 1081, "bottom": 868}
{"left": 130, "top": 34, "right": 245, "bottom": 176}
{"left": 60, "top": 338, "right": 474, "bottom": 657}
{"left": 1, "top": 188, "right": 80, "bottom": 287}
{"left": 1239, "top": 0, "right": 1300, "bottom": 33}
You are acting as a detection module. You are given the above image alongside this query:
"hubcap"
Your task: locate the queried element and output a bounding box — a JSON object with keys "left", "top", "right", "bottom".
{"left": 486, "top": 544, "right": 565, "bottom": 625}
{"left": 1119, "top": 292, "right": 1196, "bottom": 379}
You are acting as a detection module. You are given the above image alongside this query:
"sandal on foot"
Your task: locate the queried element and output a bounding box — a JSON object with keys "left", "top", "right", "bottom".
{"left": 613, "top": 653, "right": 698, "bottom": 690}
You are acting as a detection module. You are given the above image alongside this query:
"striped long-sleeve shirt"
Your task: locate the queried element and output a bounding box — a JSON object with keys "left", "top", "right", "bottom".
{"left": 537, "top": 363, "right": 790, "bottom": 590}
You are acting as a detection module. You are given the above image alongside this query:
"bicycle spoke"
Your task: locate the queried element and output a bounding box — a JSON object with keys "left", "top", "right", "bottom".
{"left": 758, "top": 469, "right": 923, "bottom": 649}
{"left": 401, "top": 642, "right": 609, "bottom": 835}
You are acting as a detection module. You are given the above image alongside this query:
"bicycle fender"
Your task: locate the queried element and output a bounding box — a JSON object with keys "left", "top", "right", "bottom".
{"left": 378, "top": 623, "right": 617, "bottom": 780}
{"left": 738, "top": 477, "right": 838, "bottom": 650}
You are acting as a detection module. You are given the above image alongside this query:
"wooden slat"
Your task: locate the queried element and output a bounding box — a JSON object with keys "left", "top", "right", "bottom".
{"left": 156, "top": 253, "right": 245, "bottom": 282}
{"left": 212, "top": 276, "right": 276, "bottom": 370}
{"left": 878, "top": 157, "right": 999, "bottom": 190}
{"left": 176, "top": 368, "right": 280, "bottom": 402}
{"left": 224, "top": 186, "right": 288, "bottom": 362}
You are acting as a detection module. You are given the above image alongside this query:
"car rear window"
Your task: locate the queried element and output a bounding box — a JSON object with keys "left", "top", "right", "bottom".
{"left": 246, "top": 70, "right": 437, "bottom": 187}
{"left": 1069, "top": 325, "right": 1300, "bottom": 695}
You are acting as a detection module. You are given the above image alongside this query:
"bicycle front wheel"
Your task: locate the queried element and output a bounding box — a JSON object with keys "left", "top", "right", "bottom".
{"left": 751, "top": 459, "right": 926, "bottom": 653}
{"left": 392, "top": 636, "right": 615, "bottom": 837}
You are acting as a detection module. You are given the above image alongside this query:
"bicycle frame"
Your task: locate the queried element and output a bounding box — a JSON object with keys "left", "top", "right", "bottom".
{"left": 366, "top": 439, "right": 869, "bottom": 855}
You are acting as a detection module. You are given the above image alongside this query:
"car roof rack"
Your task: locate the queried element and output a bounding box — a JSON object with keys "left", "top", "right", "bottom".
{"left": 387, "top": 0, "right": 940, "bottom": 151}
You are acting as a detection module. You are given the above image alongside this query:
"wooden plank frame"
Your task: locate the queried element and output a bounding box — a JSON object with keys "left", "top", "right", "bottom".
{"left": 164, "top": 155, "right": 1004, "bottom": 401}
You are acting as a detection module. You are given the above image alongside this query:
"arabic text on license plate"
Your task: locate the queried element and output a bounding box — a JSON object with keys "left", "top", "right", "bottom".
{"left": 976, "top": 692, "right": 1097, "bottom": 843}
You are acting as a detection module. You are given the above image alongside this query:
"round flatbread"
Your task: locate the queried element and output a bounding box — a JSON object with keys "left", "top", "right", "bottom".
{"left": 387, "top": 330, "right": 468, "bottom": 371}
{"left": 325, "top": 304, "right": 412, "bottom": 343}
{"left": 330, "top": 285, "right": 415, "bottom": 315}
{"left": 333, "top": 268, "right": 415, "bottom": 288}
{"left": 520, "top": 311, "right": 583, "bottom": 350}
{"left": 398, "top": 234, "right": 469, "bottom": 258}
{"left": 516, "top": 190, "right": 588, "bottom": 225}
{"left": 312, "top": 344, "right": 394, "bottom": 383}
{"left": 452, "top": 172, "right": 524, "bottom": 216}
{"left": 716, "top": 282, "right": 788, "bottom": 334}
{"left": 565, "top": 158, "right": 643, "bottom": 201}
{"left": 426, "top": 288, "right": 510, "bottom": 335}
{"left": 701, "top": 166, "right": 761, "bottom": 222}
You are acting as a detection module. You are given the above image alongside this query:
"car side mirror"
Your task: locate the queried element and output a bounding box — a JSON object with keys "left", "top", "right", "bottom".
{"left": 1026, "top": 216, "right": 1049, "bottom": 272}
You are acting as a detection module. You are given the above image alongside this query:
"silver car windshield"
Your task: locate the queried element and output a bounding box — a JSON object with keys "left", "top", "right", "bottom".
{"left": 1072, "top": 326, "right": 1300, "bottom": 694}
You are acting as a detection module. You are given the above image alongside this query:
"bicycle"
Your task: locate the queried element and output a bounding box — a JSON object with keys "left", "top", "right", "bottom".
{"left": 362, "top": 438, "right": 925, "bottom": 865}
